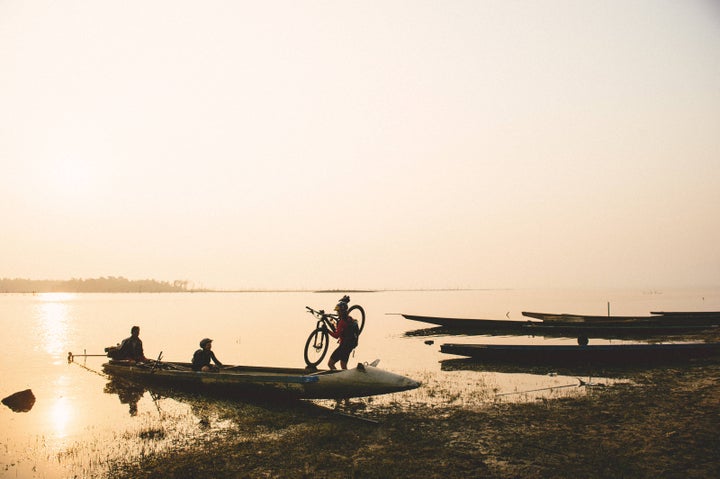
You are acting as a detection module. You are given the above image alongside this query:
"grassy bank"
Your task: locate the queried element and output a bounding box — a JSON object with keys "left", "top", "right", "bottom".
{"left": 108, "top": 341, "right": 720, "bottom": 478}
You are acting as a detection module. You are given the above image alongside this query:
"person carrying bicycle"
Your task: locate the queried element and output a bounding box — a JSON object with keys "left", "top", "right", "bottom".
{"left": 327, "top": 297, "right": 360, "bottom": 370}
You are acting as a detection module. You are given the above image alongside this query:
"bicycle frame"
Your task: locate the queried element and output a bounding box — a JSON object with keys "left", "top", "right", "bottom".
{"left": 306, "top": 306, "right": 338, "bottom": 335}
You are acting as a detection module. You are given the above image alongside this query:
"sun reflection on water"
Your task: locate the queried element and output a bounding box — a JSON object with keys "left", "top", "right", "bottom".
{"left": 48, "top": 395, "right": 73, "bottom": 439}
{"left": 34, "top": 293, "right": 75, "bottom": 360}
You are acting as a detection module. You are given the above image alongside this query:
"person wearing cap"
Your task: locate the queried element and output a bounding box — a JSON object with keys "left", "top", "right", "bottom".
{"left": 191, "top": 338, "right": 223, "bottom": 371}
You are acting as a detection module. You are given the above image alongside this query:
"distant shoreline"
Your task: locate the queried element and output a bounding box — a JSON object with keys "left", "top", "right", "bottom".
{"left": 0, "top": 277, "right": 504, "bottom": 294}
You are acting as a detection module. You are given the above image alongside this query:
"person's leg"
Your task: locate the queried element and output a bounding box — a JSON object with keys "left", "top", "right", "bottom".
{"left": 328, "top": 347, "right": 340, "bottom": 370}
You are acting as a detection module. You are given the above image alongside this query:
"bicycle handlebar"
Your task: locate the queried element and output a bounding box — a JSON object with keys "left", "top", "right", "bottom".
{"left": 305, "top": 306, "right": 326, "bottom": 316}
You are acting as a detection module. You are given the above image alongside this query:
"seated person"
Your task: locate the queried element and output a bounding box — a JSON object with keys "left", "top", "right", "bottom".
{"left": 192, "top": 338, "right": 223, "bottom": 371}
{"left": 116, "top": 326, "right": 148, "bottom": 362}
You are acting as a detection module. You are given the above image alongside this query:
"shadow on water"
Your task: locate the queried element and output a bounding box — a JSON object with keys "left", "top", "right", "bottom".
{"left": 102, "top": 378, "right": 344, "bottom": 427}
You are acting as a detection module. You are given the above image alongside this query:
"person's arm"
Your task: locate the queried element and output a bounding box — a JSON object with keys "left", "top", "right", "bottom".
{"left": 211, "top": 351, "right": 222, "bottom": 366}
{"left": 138, "top": 339, "right": 148, "bottom": 361}
{"left": 330, "top": 319, "right": 346, "bottom": 340}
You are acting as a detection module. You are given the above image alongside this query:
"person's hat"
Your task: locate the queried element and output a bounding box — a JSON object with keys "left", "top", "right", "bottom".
{"left": 200, "top": 338, "right": 213, "bottom": 348}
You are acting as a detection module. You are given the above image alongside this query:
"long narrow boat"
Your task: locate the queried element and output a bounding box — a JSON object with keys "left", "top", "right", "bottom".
{"left": 102, "top": 360, "right": 420, "bottom": 400}
{"left": 401, "top": 313, "right": 718, "bottom": 338}
{"left": 522, "top": 321, "right": 718, "bottom": 337}
{"left": 440, "top": 342, "right": 720, "bottom": 364}
{"left": 401, "top": 314, "right": 537, "bottom": 332}
{"left": 522, "top": 311, "right": 720, "bottom": 324}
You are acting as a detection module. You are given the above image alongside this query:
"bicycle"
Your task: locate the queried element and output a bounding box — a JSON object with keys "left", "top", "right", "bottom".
{"left": 303, "top": 297, "right": 366, "bottom": 367}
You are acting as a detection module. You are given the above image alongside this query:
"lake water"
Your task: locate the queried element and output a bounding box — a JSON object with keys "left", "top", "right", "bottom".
{"left": 1, "top": 288, "right": 718, "bottom": 478}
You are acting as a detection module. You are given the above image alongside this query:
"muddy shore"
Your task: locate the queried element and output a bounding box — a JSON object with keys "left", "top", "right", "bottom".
{"left": 110, "top": 334, "right": 720, "bottom": 479}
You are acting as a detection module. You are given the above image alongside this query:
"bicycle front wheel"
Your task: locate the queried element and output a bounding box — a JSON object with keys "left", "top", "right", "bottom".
{"left": 348, "top": 304, "right": 366, "bottom": 333}
{"left": 303, "top": 328, "right": 330, "bottom": 367}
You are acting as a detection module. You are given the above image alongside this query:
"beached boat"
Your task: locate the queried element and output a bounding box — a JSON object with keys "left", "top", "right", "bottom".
{"left": 102, "top": 360, "right": 420, "bottom": 400}
{"left": 439, "top": 342, "right": 720, "bottom": 364}
{"left": 522, "top": 311, "right": 720, "bottom": 324}
{"left": 401, "top": 314, "right": 536, "bottom": 332}
{"left": 401, "top": 313, "right": 718, "bottom": 338}
{"left": 522, "top": 321, "right": 719, "bottom": 337}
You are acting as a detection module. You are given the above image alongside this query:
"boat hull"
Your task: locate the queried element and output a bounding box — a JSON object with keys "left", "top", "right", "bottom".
{"left": 402, "top": 313, "right": 718, "bottom": 338}
{"left": 102, "top": 361, "right": 420, "bottom": 400}
{"left": 440, "top": 342, "right": 720, "bottom": 364}
{"left": 522, "top": 311, "right": 720, "bottom": 324}
{"left": 402, "top": 314, "right": 536, "bottom": 332}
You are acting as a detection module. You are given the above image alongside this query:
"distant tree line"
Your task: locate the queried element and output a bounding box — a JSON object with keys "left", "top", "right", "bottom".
{"left": 0, "top": 277, "right": 195, "bottom": 293}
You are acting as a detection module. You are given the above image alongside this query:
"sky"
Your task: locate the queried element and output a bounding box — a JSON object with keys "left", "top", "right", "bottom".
{"left": 1, "top": 1, "right": 719, "bottom": 291}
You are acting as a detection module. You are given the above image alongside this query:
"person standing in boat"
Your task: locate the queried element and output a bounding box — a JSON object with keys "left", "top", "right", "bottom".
{"left": 327, "top": 298, "right": 360, "bottom": 370}
{"left": 192, "top": 338, "right": 223, "bottom": 371}
{"left": 116, "top": 326, "right": 148, "bottom": 362}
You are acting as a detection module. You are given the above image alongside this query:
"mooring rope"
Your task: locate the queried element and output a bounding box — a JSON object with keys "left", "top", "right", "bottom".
{"left": 495, "top": 377, "right": 603, "bottom": 397}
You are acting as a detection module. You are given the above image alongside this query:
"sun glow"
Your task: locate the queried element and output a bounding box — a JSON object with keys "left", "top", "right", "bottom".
{"left": 48, "top": 395, "right": 73, "bottom": 439}
{"left": 34, "top": 294, "right": 74, "bottom": 359}
{"left": 38, "top": 292, "right": 77, "bottom": 302}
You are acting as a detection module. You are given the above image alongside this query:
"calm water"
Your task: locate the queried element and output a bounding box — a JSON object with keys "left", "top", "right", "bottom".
{"left": 1, "top": 289, "right": 718, "bottom": 478}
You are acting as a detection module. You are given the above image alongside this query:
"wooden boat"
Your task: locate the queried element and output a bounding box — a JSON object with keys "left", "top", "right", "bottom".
{"left": 440, "top": 342, "right": 720, "bottom": 364}
{"left": 522, "top": 311, "right": 720, "bottom": 324}
{"left": 522, "top": 321, "right": 719, "bottom": 337}
{"left": 402, "top": 313, "right": 537, "bottom": 332}
{"left": 102, "top": 360, "right": 420, "bottom": 400}
{"left": 402, "top": 313, "right": 718, "bottom": 338}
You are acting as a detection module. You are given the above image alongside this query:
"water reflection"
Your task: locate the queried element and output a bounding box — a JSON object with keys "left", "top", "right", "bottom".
{"left": 49, "top": 396, "right": 73, "bottom": 438}
{"left": 104, "top": 379, "right": 146, "bottom": 416}
{"left": 34, "top": 293, "right": 74, "bottom": 359}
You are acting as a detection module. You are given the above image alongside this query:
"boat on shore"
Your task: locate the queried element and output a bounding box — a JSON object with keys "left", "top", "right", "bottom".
{"left": 522, "top": 311, "right": 720, "bottom": 324}
{"left": 401, "top": 314, "right": 536, "bottom": 332}
{"left": 522, "top": 321, "right": 718, "bottom": 337}
{"left": 102, "top": 360, "right": 420, "bottom": 400}
{"left": 439, "top": 342, "right": 720, "bottom": 364}
{"left": 401, "top": 312, "right": 718, "bottom": 338}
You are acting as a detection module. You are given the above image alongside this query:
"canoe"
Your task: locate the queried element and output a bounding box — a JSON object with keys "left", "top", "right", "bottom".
{"left": 522, "top": 321, "right": 719, "bottom": 337}
{"left": 402, "top": 314, "right": 537, "bottom": 332}
{"left": 440, "top": 342, "right": 720, "bottom": 364}
{"left": 522, "top": 311, "right": 720, "bottom": 324}
{"left": 401, "top": 313, "right": 718, "bottom": 338}
{"left": 102, "top": 360, "right": 420, "bottom": 400}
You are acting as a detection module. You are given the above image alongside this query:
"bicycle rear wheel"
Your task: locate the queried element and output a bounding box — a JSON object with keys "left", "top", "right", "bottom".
{"left": 348, "top": 304, "right": 366, "bottom": 333}
{"left": 303, "top": 328, "right": 329, "bottom": 367}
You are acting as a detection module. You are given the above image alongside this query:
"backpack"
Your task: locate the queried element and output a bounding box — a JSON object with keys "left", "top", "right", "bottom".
{"left": 344, "top": 318, "right": 360, "bottom": 347}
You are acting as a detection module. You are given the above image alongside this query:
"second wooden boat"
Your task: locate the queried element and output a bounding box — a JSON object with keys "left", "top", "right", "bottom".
{"left": 402, "top": 313, "right": 536, "bottom": 332}
{"left": 440, "top": 342, "right": 720, "bottom": 364}
{"left": 522, "top": 311, "right": 720, "bottom": 324}
{"left": 402, "top": 313, "right": 718, "bottom": 338}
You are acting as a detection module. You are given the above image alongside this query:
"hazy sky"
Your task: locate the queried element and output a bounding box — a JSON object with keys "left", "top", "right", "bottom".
{"left": 2, "top": 1, "right": 719, "bottom": 290}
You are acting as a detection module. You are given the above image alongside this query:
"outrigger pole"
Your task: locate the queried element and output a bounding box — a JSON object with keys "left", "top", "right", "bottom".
{"left": 68, "top": 350, "right": 107, "bottom": 362}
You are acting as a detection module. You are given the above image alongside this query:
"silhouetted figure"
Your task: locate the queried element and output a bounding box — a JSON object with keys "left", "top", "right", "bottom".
{"left": 328, "top": 298, "right": 360, "bottom": 370}
{"left": 192, "top": 338, "right": 223, "bottom": 371}
{"left": 116, "top": 326, "right": 148, "bottom": 362}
